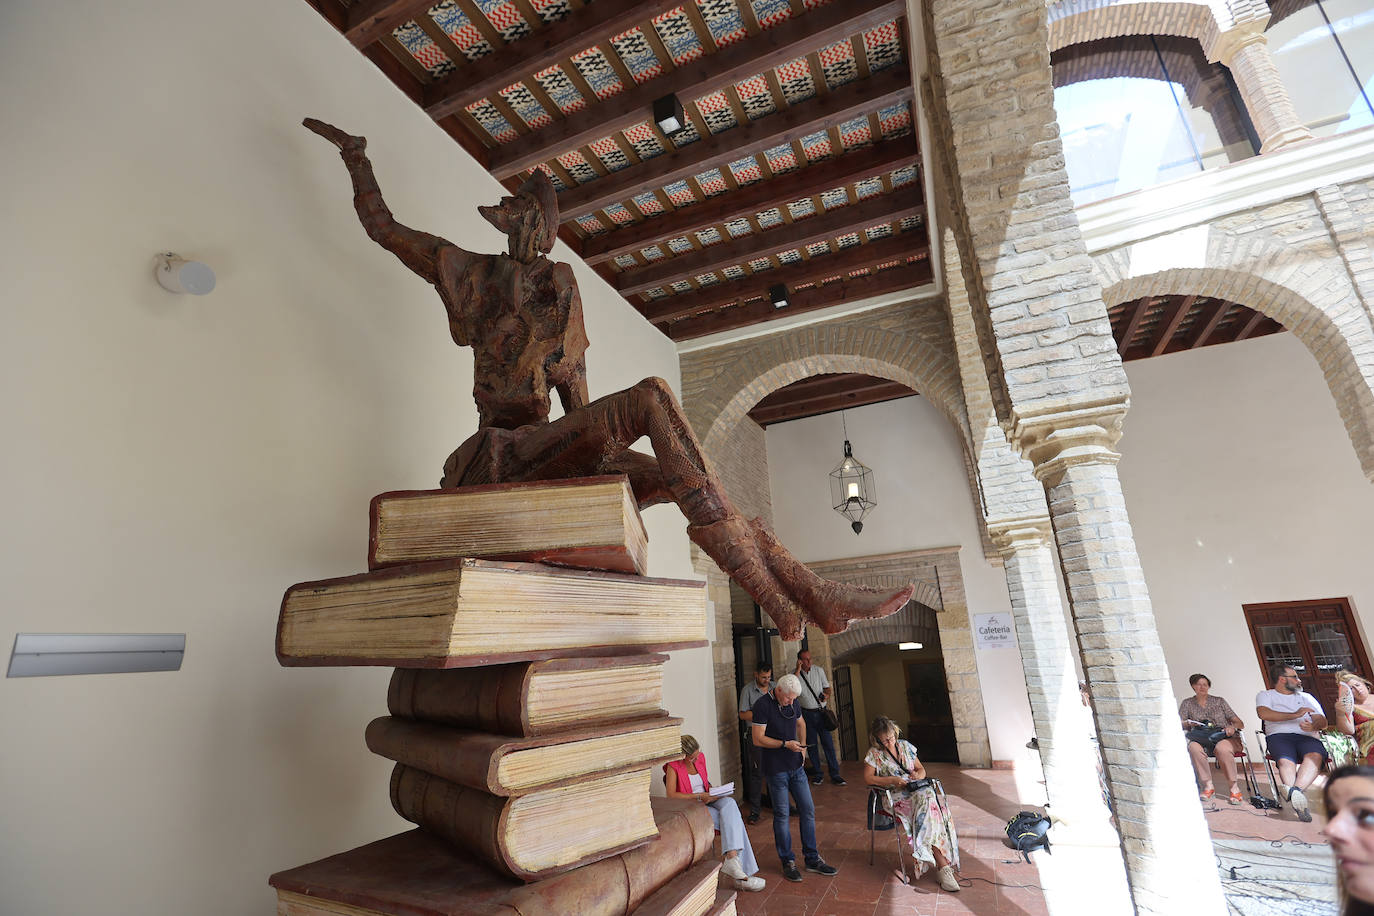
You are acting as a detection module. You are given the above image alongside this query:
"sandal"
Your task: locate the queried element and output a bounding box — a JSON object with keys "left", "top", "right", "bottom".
{"left": 1200, "top": 789, "right": 1215, "bottom": 801}
{"left": 1229, "top": 792, "right": 1244, "bottom": 806}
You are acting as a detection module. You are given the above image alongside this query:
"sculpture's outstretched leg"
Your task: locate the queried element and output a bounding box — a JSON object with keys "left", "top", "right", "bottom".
{"left": 686, "top": 516, "right": 913, "bottom": 639}
{"left": 447, "top": 377, "right": 913, "bottom": 638}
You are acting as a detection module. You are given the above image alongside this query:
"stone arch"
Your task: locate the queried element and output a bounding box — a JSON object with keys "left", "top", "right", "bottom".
{"left": 1046, "top": 0, "right": 1223, "bottom": 54}
{"left": 806, "top": 548, "right": 991, "bottom": 766}
{"left": 686, "top": 306, "right": 969, "bottom": 462}
{"left": 1098, "top": 264, "right": 1374, "bottom": 479}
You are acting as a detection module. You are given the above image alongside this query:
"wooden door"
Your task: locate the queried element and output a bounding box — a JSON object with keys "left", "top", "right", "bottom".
{"left": 904, "top": 660, "right": 958, "bottom": 763}
{"left": 835, "top": 665, "right": 857, "bottom": 761}
{"left": 1244, "top": 597, "right": 1370, "bottom": 717}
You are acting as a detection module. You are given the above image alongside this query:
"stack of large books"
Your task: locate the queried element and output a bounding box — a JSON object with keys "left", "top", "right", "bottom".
{"left": 269, "top": 477, "right": 734, "bottom": 916}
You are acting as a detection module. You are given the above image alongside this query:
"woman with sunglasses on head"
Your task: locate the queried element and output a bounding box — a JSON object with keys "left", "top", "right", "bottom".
{"left": 1323, "top": 764, "right": 1374, "bottom": 915}
{"left": 1333, "top": 670, "right": 1374, "bottom": 766}
{"left": 663, "top": 734, "right": 766, "bottom": 893}
{"left": 863, "top": 716, "right": 960, "bottom": 892}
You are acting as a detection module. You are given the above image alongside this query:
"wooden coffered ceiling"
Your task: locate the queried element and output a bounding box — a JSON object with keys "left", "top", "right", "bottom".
{"left": 747, "top": 372, "right": 915, "bottom": 426}
{"left": 304, "top": 0, "right": 930, "bottom": 342}
{"left": 1110, "top": 294, "right": 1284, "bottom": 361}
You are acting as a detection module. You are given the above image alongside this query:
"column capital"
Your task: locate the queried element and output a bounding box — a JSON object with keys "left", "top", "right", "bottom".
{"left": 1007, "top": 400, "right": 1128, "bottom": 477}
{"left": 1204, "top": 19, "right": 1270, "bottom": 67}
{"left": 987, "top": 516, "right": 1054, "bottom": 557}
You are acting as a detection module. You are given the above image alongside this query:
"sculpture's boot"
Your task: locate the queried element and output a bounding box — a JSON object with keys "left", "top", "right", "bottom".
{"left": 688, "top": 516, "right": 805, "bottom": 638}
{"left": 688, "top": 516, "right": 914, "bottom": 639}
{"left": 748, "top": 520, "right": 914, "bottom": 634}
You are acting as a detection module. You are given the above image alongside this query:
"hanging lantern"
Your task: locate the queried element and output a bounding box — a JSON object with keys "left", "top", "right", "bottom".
{"left": 829, "top": 413, "right": 876, "bottom": 534}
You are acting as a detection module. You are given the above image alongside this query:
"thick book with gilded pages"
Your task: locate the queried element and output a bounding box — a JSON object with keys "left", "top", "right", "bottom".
{"left": 388, "top": 763, "right": 658, "bottom": 880}
{"left": 369, "top": 476, "right": 648, "bottom": 575}
{"left": 276, "top": 558, "right": 706, "bottom": 668}
{"left": 387, "top": 654, "right": 668, "bottom": 736}
{"left": 268, "top": 797, "right": 715, "bottom": 915}
{"left": 365, "top": 715, "right": 682, "bottom": 795}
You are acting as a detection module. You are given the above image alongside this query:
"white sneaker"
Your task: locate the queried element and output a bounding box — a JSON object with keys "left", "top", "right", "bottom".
{"left": 1289, "top": 787, "right": 1312, "bottom": 822}
{"left": 720, "top": 857, "right": 748, "bottom": 881}
{"left": 935, "top": 865, "right": 961, "bottom": 892}
{"left": 735, "top": 875, "right": 766, "bottom": 892}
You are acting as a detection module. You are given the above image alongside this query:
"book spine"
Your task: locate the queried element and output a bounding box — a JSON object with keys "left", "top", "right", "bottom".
{"left": 504, "top": 802, "right": 709, "bottom": 914}
{"left": 388, "top": 665, "right": 530, "bottom": 734}
{"left": 368, "top": 717, "right": 507, "bottom": 793}
{"left": 389, "top": 764, "right": 513, "bottom": 876}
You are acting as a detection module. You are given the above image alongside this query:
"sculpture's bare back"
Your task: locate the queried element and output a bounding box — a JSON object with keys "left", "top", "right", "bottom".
{"left": 304, "top": 118, "right": 913, "bottom": 638}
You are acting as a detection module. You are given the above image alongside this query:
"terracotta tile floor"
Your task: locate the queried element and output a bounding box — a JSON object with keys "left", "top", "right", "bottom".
{"left": 724, "top": 761, "right": 1047, "bottom": 916}
{"left": 720, "top": 761, "right": 1332, "bottom": 915}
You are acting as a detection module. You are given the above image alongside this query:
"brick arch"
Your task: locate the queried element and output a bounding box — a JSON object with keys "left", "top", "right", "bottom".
{"left": 689, "top": 317, "right": 968, "bottom": 461}
{"left": 1051, "top": 35, "right": 1222, "bottom": 108}
{"left": 1046, "top": 0, "right": 1223, "bottom": 54}
{"left": 1099, "top": 265, "right": 1374, "bottom": 480}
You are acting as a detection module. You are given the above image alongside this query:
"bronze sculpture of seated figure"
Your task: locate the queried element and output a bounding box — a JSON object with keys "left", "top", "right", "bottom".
{"left": 304, "top": 118, "right": 913, "bottom": 639}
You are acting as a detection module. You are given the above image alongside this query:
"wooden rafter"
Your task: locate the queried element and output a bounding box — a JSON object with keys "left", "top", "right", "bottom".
{"left": 556, "top": 65, "right": 913, "bottom": 219}
{"left": 642, "top": 232, "right": 926, "bottom": 323}
{"left": 1234, "top": 309, "right": 1267, "bottom": 341}
{"left": 1116, "top": 296, "right": 1150, "bottom": 354}
{"left": 748, "top": 373, "right": 916, "bottom": 426}
{"left": 1186, "top": 299, "right": 1230, "bottom": 349}
{"left": 346, "top": 0, "right": 437, "bottom": 48}
{"left": 664, "top": 261, "right": 932, "bottom": 340}
{"left": 481, "top": 0, "right": 907, "bottom": 178}
{"left": 423, "top": 0, "right": 689, "bottom": 121}
{"left": 1148, "top": 294, "right": 1195, "bottom": 357}
{"left": 579, "top": 136, "right": 918, "bottom": 265}
{"left": 614, "top": 187, "right": 924, "bottom": 295}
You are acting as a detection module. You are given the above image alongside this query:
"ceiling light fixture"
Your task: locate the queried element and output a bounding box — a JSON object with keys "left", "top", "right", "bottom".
{"left": 829, "top": 409, "right": 877, "bottom": 534}
{"left": 899, "top": 642, "right": 923, "bottom": 651}
{"left": 155, "top": 252, "right": 216, "bottom": 295}
{"left": 769, "top": 283, "right": 789, "bottom": 309}
{"left": 653, "top": 94, "right": 686, "bottom": 137}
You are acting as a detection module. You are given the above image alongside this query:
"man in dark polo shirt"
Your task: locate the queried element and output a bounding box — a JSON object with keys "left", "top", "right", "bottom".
{"left": 751, "top": 673, "right": 838, "bottom": 882}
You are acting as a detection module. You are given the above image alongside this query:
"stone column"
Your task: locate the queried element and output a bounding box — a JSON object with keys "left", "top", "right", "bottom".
{"left": 1017, "top": 417, "right": 1226, "bottom": 915}
{"left": 991, "top": 517, "right": 1133, "bottom": 916}
{"left": 1206, "top": 22, "right": 1312, "bottom": 154}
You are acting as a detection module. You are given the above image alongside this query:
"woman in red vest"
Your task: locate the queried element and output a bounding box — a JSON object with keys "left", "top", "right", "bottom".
{"left": 664, "top": 735, "right": 766, "bottom": 892}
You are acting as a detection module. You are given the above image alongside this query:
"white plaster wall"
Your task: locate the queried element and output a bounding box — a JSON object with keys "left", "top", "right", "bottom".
{"left": 763, "top": 397, "right": 1035, "bottom": 763}
{"left": 1118, "top": 332, "right": 1374, "bottom": 756}
{"left": 0, "top": 1, "right": 709, "bottom": 912}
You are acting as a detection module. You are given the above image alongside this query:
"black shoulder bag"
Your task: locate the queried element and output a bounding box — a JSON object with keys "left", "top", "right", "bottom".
{"left": 800, "top": 669, "right": 839, "bottom": 730}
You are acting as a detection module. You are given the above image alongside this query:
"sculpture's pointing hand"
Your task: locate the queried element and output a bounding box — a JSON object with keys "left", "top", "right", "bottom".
{"left": 303, "top": 118, "right": 366, "bottom": 153}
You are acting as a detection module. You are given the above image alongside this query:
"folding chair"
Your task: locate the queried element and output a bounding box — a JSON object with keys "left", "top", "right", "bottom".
{"left": 1207, "top": 734, "right": 1262, "bottom": 803}
{"left": 1253, "top": 730, "right": 1284, "bottom": 809}
{"left": 867, "top": 787, "right": 897, "bottom": 865}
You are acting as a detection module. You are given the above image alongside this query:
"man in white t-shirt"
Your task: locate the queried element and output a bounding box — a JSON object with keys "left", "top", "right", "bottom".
{"left": 1255, "top": 663, "right": 1328, "bottom": 822}
{"left": 796, "top": 650, "right": 845, "bottom": 786}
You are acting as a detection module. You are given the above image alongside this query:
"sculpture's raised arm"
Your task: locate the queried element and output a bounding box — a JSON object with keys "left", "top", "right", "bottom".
{"left": 304, "top": 119, "right": 450, "bottom": 287}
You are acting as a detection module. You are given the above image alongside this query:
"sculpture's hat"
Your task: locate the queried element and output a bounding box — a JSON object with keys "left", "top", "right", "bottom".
{"left": 517, "top": 169, "right": 558, "bottom": 253}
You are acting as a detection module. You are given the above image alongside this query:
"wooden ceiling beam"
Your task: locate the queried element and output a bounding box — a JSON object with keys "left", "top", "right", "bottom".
{"left": 422, "top": 0, "right": 686, "bottom": 122}
{"left": 579, "top": 136, "right": 918, "bottom": 265}
{"left": 640, "top": 232, "right": 925, "bottom": 323}
{"left": 482, "top": 0, "right": 907, "bottom": 178}
{"left": 1185, "top": 299, "right": 1230, "bottom": 349}
{"left": 757, "top": 372, "right": 897, "bottom": 404}
{"left": 347, "top": 0, "right": 442, "bottom": 48}
{"left": 1116, "top": 297, "right": 1150, "bottom": 355}
{"left": 614, "top": 187, "right": 924, "bottom": 295}
{"left": 664, "top": 261, "right": 932, "bottom": 341}
{"left": 749, "top": 379, "right": 916, "bottom": 426}
{"left": 1148, "top": 294, "right": 1195, "bottom": 357}
{"left": 556, "top": 65, "right": 913, "bottom": 219}
{"left": 1234, "top": 309, "right": 1267, "bottom": 341}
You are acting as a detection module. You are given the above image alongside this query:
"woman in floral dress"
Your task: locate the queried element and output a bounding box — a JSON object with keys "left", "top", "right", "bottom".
{"left": 862, "top": 716, "right": 960, "bottom": 892}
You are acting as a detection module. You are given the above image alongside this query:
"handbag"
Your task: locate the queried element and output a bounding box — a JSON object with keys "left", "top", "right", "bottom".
{"left": 800, "top": 669, "right": 839, "bottom": 730}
